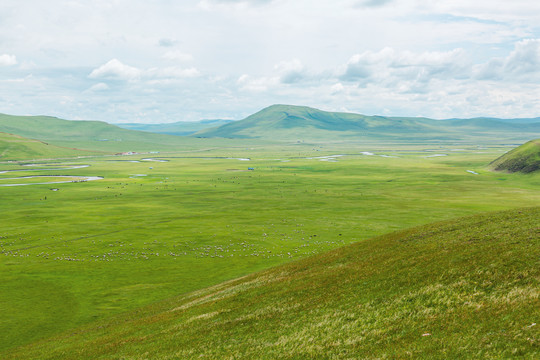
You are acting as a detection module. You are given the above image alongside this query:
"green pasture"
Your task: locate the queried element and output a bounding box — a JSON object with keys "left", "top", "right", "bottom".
{"left": 1, "top": 142, "right": 539, "bottom": 355}
{"left": 5, "top": 204, "right": 539, "bottom": 359}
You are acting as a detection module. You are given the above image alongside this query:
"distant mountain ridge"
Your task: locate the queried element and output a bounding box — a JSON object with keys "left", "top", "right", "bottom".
{"left": 117, "top": 119, "right": 234, "bottom": 136}
{"left": 447, "top": 117, "right": 540, "bottom": 124}
{"left": 1, "top": 106, "right": 539, "bottom": 146}
{"left": 193, "top": 104, "right": 540, "bottom": 142}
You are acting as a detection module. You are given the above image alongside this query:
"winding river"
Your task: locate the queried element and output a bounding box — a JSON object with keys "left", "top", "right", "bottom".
{"left": 0, "top": 175, "right": 103, "bottom": 187}
{"left": 0, "top": 164, "right": 103, "bottom": 187}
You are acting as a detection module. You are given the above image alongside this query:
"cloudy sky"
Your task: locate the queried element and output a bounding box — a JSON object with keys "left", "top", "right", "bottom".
{"left": 0, "top": 0, "right": 539, "bottom": 123}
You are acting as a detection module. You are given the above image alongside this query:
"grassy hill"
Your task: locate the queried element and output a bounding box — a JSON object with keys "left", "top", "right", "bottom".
{"left": 0, "top": 113, "right": 202, "bottom": 153}
{"left": 117, "top": 119, "right": 234, "bottom": 136}
{"left": 489, "top": 139, "right": 540, "bottom": 173}
{"left": 4, "top": 207, "right": 538, "bottom": 359}
{"left": 3, "top": 109, "right": 538, "bottom": 148}
{"left": 0, "top": 132, "right": 98, "bottom": 160}
{"left": 195, "top": 104, "right": 540, "bottom": 142}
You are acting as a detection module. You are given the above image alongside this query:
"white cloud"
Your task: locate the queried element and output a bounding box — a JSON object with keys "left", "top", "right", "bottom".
{"left": 331, "top": 82, "right": 345, "bottom": 94}
{"left": 503, "top": 39, "right": 540, "bottom": 77}
{"left": 87, "top": 82, "right": 109, "bottom": 92}
{"left": 417, "top": 0, "right": 540, "bottom": 23}
{"left": 341, "top": 48, "right": 393, "bottom": 81}
{"left": 200, "top": 0, "right": 274, "bottom": 8}
{"left": 88, "top": 59, "right": 200, "bottom": 84}
{"left": 0, "top": 1, "right": 539, "bottom": 122}
{"left": 341, "top": 47, "right": 470, "bottom": 86}
{"left": 158, "top": 38, "right": 177, "bottom": 47}
{"left": 88, "top": 59, "right": 141, "bottom": 81}
{"left": 356, "top": 0, "right": 393, "bottom": 8}
{"left": 274, "top": 59, "right": 305, "bottom": 84}
{"left": 474, "top": 39, "right": 540, "bottom": 81}
{"left": 146, "top": 66, "right": 201, "bottom": 80}
{"left": 162, "top": 50, "right": 194, "bottom": 63}
{"left": 237, "top": 74, "right": 278, "bottom": 92}
{"left": 0, "top": 54, "right": 17, "bottom": 66}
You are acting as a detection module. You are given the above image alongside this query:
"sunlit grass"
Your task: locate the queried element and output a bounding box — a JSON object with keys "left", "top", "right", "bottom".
{"left": 1, "top": 143, "right": 539, "bottom": 357}
{"left": 5, "top": 207, "right": 538, "bottom": 359}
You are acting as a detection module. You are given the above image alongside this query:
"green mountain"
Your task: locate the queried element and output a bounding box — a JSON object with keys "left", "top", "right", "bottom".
{"left": 6, "top": 207, "right": 538, "bottom": 359}
{"left": 489, "top": 139, "right": 540, "bottom": 173}
{"left": 0, "top": 113, "right": 195, "bottom": 153}
{"left": 449, "top": 116, "right": 540, "bottom": 124}
{"left": 0, "top": 132, "right": 97, "bottom": 160}
{"left": 3, "top": 108, "right": 538, "bottom": 148}
{"left": 194, "top": 104, "right": 540, "bottom": 142}
{"left": 117, "top": 119, "right": 234, "bottom": 136}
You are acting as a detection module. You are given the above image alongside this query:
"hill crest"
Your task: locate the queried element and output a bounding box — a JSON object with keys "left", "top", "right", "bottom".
{"left": 194, "top": 104, "right": 540, "bottom": 142}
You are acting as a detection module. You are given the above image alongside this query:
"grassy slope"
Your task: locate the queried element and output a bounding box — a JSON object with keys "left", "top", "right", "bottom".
{"left": 0, "top": 132, "right": 99, "bottom": 160}
{"left": 1, "top": 145, "right": 539, "bottom": 356}
{"left": 490, "top": 139, "right": 540, "bottom": 173}
{"left": 5, "top": 206, "right": 539, "bottom": 359}
{"left": 195, "top": 104, "right": 540, "bottom": 142}
{"left": 0, "top": 113, "right": 204, "bottom": 153}
{"left": 117, "top": 119, "right": 234, "bottom": 136}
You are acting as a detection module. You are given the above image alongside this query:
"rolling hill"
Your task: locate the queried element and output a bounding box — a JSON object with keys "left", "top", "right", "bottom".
{"left": 3, "top": 108, "right": 539, "bottom": 147}
{"left": 0, "top": 132, "right": 98, "bottom": 160}
{"left": 5, "top": 207, "right": 539, "bottom": 359}
{"left": 489, "top": 138, "right": 540, "bottom": 173}
{"left": 0, "top": 113, "right": 198, "bottom": 153}
{"left": 194, "top": 104, "right": 540, "bottom": 142}
{"left": 117, "top": 119, "right": 234, "bottom": 136}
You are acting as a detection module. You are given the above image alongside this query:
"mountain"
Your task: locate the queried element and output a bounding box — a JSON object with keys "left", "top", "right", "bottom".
{"left": 2, "top": 108, "right": 539, "bottom": 148}
{"left": 489, "top": 139, "right": 540, "bottom": 173}
{"left": 448, "top": 116, "right": 540, "bottom": 124}
{"left": 117, "top": 119, "right": 234, "bottom": 136}
{"left": 194, "top": 104, "right": 540, "bottom": 142}
{"left": 0, "top": 132, "right": 97, "bottom": 160}
{"left": 6, "top": 207, "right": 538, "bottom": 359}
{"left": 0, "top": 113, "right": 194, "bottom": 152}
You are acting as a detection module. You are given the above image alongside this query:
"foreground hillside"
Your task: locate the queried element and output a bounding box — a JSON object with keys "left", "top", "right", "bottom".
{"left": 195, "top": 104, "right": 540, "bottom": 142}
{"left": 6, "top": 207, "right": 539, "bottom": 359}
{"left": 490, "top": 139, "right": 540, "bottom": 173}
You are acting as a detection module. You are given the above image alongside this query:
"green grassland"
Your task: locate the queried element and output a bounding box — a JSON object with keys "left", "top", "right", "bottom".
{"left": 490, "top": 138, "right": 540, "bottom": 173}
{"left": 5, "top": 206, "right": 538, "bottom": 359}
{"left": 1, "top": 141, "right": 539, "bottom": 357}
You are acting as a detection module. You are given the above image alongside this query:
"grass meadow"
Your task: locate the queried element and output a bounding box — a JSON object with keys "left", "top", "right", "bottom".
{"left": 1, "top": 141, "right": 539, "bottom": 356}
{"left": 6, "top": 206, "right": 537, "bottom": 359}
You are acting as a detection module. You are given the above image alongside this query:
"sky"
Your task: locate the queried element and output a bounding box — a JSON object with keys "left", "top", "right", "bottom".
{"left": 0, "top": 0, "right": 539, "bottom": 123}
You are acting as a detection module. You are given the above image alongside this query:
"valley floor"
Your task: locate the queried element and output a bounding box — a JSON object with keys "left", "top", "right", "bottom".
{"left": 1, "top": 142, "right": 539, "bottom": 358}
